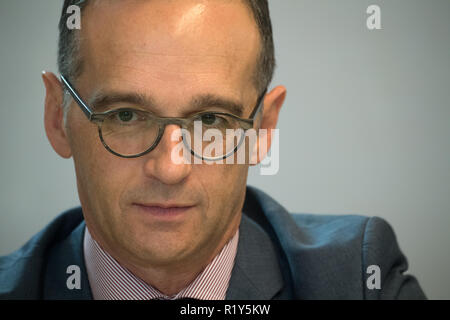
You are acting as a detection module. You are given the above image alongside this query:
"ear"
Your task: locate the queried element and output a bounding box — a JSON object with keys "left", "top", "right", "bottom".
{"left": 42, "top": 71, "right": 72, "bottom": 158}
{"left": 250, "top": 85, "right": 286, "bottom": 165}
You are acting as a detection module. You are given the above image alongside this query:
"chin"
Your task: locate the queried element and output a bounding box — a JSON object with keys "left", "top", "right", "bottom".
{"left": 124, "top": 231, "right": 194, "bottom": 265}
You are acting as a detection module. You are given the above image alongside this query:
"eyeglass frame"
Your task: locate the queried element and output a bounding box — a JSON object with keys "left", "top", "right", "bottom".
{"left": 60, "top": 75, "right": 267, "bottom": 160}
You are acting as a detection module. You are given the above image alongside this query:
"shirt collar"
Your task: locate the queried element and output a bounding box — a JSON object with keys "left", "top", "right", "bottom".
{"left": 83, "top": 225, "right": 239, "bottom": 300}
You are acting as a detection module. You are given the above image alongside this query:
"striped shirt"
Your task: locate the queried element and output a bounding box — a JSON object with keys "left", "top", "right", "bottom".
{"left": 83, "top": 226, "right": 239, "bottom": 300}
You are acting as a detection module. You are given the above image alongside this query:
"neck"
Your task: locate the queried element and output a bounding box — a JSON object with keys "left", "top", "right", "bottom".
{"left": 124, "top": 234, "right": 236, "bottom": 296}
{"left": 124, "top": 242, "right": 229, "bottom": 296}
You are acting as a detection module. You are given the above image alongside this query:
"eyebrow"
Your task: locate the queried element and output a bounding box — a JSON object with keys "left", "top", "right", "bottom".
{"left": 88, "top": 91, "right": 244, "bottom": 117}
{"left": 88, "top": 92, "right": 155, "bottom": 112}
{"left": 190, "top": 94, "right": 244, "bottom": 117}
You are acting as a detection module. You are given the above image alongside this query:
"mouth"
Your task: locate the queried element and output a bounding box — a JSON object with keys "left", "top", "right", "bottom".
{"left": 132, "top": 203, "right": 195, "bottom": 219}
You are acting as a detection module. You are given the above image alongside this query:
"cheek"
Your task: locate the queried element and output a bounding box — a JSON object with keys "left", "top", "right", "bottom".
{"left": 77, "top": 155, "right": 135, "bottom": 212}
{"left": 195, "top": 164, "right": 248, "bottom": 216}
{"left": 68, "top": 118, "right": 134, "bottom": 216}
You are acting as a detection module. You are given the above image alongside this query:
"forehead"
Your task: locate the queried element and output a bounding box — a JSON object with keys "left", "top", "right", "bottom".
{"left": 78, "top": 0, "right": 260, "bottom": 103}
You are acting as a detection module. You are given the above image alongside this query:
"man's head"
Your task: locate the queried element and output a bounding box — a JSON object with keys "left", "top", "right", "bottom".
{"left": 43, "top": 0, "right": 286, "bottom": 279}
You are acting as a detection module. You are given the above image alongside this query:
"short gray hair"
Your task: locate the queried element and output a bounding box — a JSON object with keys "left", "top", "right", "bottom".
{"left": 58, "top": 0, "right": 275, "bottom": 111}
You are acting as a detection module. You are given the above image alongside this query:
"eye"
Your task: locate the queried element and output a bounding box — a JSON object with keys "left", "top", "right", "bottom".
{"left": 107, "top": 109, "right": 146, "bottom": 125}
{"left": 117, "top": 110, "right": 135, "bottom": 122}
{"left": 201, "top": 113, "right": 217, "bottom": 125}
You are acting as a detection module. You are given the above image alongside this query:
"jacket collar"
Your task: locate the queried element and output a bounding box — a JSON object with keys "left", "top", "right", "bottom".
{"left": 225, "top": 214, "right": 285, "bottom": 300}
{"left": 43, "top": 220, "right": 93, "bottom": 300}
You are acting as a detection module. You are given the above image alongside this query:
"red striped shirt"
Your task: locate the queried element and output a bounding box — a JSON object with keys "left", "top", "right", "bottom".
{"left": 83, "top": 226, "right": 239, "bottom": 300}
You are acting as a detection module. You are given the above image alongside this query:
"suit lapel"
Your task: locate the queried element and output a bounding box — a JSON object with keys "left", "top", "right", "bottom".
{"left": 43, "top": 221, "right": 93, "bottom": 299}
{"left": 226, "top": 214, "right": 285, "bottom": 300}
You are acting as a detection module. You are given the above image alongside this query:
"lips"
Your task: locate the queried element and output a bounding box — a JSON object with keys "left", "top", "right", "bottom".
{"left": 132, "top": 203, "right": 195, "bottom": 218}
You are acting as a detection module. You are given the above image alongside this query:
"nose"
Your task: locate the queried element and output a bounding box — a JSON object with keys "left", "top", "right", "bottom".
{"left": 142, "top": 124, "right": 192, "bottom": 185}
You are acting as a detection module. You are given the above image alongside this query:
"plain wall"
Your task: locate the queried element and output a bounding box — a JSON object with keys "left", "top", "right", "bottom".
{"left": 0, "top": 0, "right": 449, "bottom": 299}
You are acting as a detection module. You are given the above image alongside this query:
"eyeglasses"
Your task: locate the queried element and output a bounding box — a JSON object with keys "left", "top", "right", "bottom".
{"left": 60, "top": 75, "right": 266, "bottom": 160}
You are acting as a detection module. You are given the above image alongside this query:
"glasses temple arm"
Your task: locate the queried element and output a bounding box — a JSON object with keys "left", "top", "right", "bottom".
{"left": 60, "top": 75, "right": 94, "bottom": 120}
{"left": 249, "top": 88, "right": 267, "bottom": 119}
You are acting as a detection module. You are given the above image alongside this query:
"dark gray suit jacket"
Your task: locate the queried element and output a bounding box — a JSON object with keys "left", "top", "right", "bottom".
{"left": 0, "top": 186, "right": 426, "bottom": 299}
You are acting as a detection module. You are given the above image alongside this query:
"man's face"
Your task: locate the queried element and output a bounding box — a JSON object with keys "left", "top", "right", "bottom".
{"left": 65, "top": 0, "right": 261, "bottom": 268}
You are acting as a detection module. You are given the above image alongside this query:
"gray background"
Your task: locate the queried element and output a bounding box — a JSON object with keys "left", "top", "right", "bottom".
{"left": 0, "top": 0, "right": 449, "bottom": 299}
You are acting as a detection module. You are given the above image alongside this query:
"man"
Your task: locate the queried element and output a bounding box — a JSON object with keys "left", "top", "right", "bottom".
{"left": 0, "top": 0, "right": 426, "bottom": 300}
